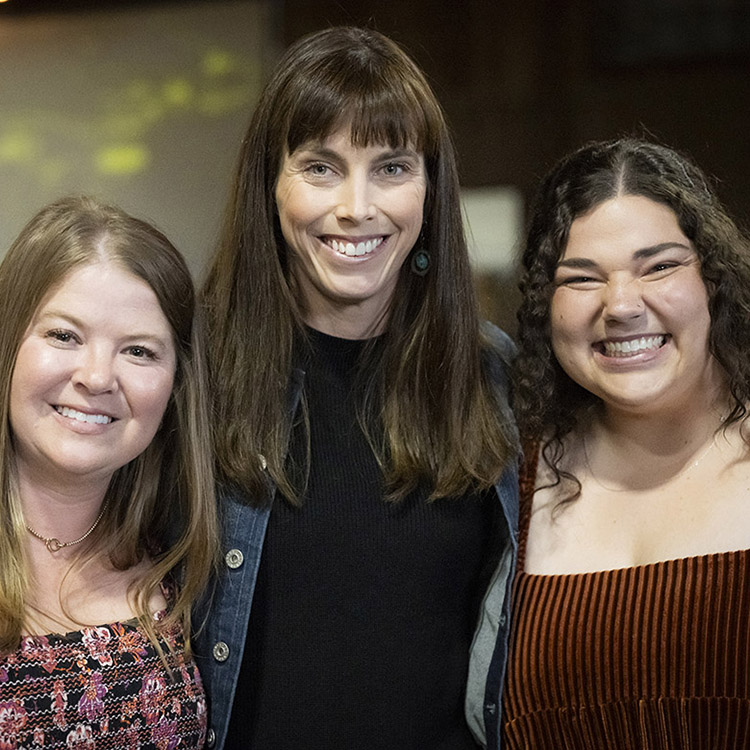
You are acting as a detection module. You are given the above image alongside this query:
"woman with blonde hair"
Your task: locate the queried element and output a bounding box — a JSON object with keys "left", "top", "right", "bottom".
{"left": 0, "top": 196, "right": 218, "bottom": 748}
{"left": 198, "top": 25, "right": 519, "bottom": 750}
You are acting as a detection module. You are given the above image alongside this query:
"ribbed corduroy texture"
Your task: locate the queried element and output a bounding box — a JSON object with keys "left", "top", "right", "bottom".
{"left": 502, "top": 445, "right": 750, "bottom": 749}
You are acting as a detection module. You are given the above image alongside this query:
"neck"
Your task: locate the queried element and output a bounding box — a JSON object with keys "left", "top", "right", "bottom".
{"left": 19, "top": 470, "right": 110, "bottom": 554}
{"left": 296, "top": 287, "right": 390, "bottom": 340}
{"left": 597, "top": 392, "right": 727, "bottom": 450}
{"left": 303, "top": 307, "right": 387, "bottom": 340}
{"left": 581, "top": 395, "right": 729, "bottom": 492}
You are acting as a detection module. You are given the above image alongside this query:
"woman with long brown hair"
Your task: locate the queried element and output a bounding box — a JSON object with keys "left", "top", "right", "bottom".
{"left": 198, "top": 25, "right": 519, "bottom": 750}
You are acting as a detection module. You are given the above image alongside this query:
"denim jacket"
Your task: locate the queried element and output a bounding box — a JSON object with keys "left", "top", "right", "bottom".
{"left": 195, "top": 327, "right": 518, "bottom": 750}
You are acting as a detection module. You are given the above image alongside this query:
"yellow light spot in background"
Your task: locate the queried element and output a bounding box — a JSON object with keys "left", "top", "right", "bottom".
{"left": 163, "top": 79, "right": 193, "bottom": 107}
{"left": 96, "top": 144, "right": 149, "bottom": 175}
{"left": 203, "top": 49, "right": 234, "bottom": 77}
{"left": 0, "top": 132, "right": 37, "bottom": 163}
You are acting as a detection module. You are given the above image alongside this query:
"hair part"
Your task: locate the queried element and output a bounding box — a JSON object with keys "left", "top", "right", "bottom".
{"left": 202, "top": 26, "right": 517, "bottom": 506}
{"left": 514, "top": 137, "right": 750, "bottom": 500}
{"left": 0, "top": 196, "right": 219, "bottom": 654}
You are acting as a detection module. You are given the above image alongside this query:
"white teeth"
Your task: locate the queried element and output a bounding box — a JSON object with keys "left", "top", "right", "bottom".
{"left": 56, "top": 406, "right": 112, "bottom": 425}
{"left": 602, "top": 335, "right": 666, "bottom": 357}
{"left": 328, "top": 237, "right": 383, "bottom": 256}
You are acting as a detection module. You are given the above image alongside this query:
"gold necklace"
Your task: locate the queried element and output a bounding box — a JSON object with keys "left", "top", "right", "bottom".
{"left": 25, "top": 501, "right": 108, "bottom": 553}
{"left": 582, "top": 426, "right": 721, "bottom": 494}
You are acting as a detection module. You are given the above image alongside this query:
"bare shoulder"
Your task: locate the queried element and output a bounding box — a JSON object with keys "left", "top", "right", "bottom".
{"left": 524, "top": 439, "right": 588, "bottom": 574}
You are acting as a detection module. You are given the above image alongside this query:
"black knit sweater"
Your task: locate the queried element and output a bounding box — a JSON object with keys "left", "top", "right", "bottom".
{"left": 225, "top": 328, "right": 494, "bottom": 749}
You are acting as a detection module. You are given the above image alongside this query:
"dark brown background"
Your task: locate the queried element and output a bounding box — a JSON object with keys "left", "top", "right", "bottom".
{"left": 286, "top": 0, "right": 750, "bottom": 333}
{"left": 6, "top": 0, "right": 748, "bottom": 335}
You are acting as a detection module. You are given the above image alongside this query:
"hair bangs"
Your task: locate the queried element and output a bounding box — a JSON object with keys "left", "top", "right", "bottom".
{"left": 283, "top": 69, "right": 436, "bottom": 157}
{"left": 347, "top": 85, "right": 433, "bottom": 154}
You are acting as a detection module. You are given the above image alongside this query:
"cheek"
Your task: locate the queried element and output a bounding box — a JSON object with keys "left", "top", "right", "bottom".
{"left": 550, "top": 332, "right": 574, "bottom": 376}
{"left": 9, "top": 344, "right": 55, "bottom": 409}
{"left": 657, "top": 278, "right": 711, "bottom": 334}
{"left": 549, "top": 294, "right": 574, "bottom": 346}
{"left": 8, "top": 380, "right": 24, "bottom": 437}
{"left": 549, "top": 297, "right": 590, "bottom": 378}
{"left": 276, "top": 196, "right": 321, "bottom": 262}
{"left": 132, "top": 371, "right": 175, "bottom": 423}
{"left": 686, "top": 284, "right": 711, "bottom": 325}
{"left": 399, "top": 184, "right": 426, "bottom": 230}
{"left": 275, "top": 197, "right": 296, "bottom": 240}
{"left": 276, "top": 180, "right": 318, "bottom": 229}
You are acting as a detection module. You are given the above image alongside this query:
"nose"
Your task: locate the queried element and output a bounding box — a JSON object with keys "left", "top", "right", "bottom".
{"left": 602, "top": 276, "right": 645, "bottom": 322}
{"left": 334, "top": 172, "right": 376, "bottom": 223}
{"left": 73, "top": 346, "right": 118, "bottom": 394}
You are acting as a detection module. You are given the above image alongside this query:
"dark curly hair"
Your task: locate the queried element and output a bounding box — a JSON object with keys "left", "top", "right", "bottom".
{"left": 514, "top": 137, "right": 750, "bottom": 497}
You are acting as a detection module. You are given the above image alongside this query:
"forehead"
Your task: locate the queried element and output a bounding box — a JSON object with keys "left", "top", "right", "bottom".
{"left": 563, "top": 195, "right": 689, "bottom": 259}
{"left": 36, "top": 261, "right": 164, "bottom": 320}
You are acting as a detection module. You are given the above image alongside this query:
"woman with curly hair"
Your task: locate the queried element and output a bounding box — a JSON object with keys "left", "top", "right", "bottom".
{"left": 498, "top": 138, "right": 750, "bottom": 749}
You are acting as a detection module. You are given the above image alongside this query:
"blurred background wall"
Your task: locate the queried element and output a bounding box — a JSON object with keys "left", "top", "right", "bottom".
{"left": 1, "top": 0, "right": 748, "bottom": 336}
{"left": 0, "top": 0, "right": 279, "bottom": 276}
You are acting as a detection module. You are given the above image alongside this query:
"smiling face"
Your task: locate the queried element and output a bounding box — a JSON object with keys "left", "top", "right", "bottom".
{"left": 550, "top": 194, "right": 724, "bottom": 417}
{"left": 275, "top": 126, "right": 427, "bottom": 338}
{"left": 9, "top": 261, "right": 177, "bottom": 492}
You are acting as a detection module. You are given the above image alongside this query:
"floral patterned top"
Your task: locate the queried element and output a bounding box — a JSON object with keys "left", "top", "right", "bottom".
{"left": 0, "top": 610, "right": 206, "bottom": 749}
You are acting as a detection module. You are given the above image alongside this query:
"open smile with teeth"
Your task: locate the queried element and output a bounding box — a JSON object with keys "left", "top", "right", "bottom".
{"left": 325, "top": 236, "right": 385, "bottom": 257}
{"left": 600, "top": 335, "right": 667, "bottom": 358}
{"left": 55, "top": 405, "right": 113, "bottom": 425}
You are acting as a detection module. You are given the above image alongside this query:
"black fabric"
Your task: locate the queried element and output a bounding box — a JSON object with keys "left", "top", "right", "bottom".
{"left": 225, "top": 328, "right": 493, "bottom": 749}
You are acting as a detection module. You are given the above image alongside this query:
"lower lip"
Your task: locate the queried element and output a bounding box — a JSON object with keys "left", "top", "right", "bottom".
{"left": 593, "top": 338, "right": 670, "bottom": 368}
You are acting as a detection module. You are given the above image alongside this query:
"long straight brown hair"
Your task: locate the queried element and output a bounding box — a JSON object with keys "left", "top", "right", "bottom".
{"left": 202, "top": 26, "right": 517, "bottom": 504}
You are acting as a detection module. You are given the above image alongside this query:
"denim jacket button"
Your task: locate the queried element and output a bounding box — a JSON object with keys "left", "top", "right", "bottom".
{"left": 212, "top": 641, "right": 230, "bottom": 662}
{"left": 225, "top": 548, "right": 244, "bottom": 569}
{"left": 206, "top": 728, "right": 216, "bottom": 748}
{"left": 258, "top": 453, "right": 267, "bottom": 470}
{"left": 499, "top": 613, "right": 507, "bottom": 628}
{"left": 484, "top": 701, "right": 497, "bottom": 716}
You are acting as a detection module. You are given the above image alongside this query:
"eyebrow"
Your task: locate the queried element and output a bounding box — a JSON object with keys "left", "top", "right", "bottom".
{"left": 293, "top": 145, "right": 421, "bottom": 161}
{"left": 35, "top": 310, "right": 86, "bottom": 329}
{"left": 36, "top": 310, "right": 171, "bottom": 345}
{"left": 556, "top": 241, "right": 693, "bottom": 269}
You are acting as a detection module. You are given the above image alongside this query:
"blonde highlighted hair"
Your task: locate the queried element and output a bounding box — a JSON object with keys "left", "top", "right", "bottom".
{"left": 0, "top": 196, "right": 218, "bottom": 653}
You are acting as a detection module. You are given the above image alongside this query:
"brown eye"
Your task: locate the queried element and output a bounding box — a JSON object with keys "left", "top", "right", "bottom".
{"left": 648, "top": 262, "right": 677, "bottom": 273}
{"left": 46, "top": 329, "right": 79, "bottom": 344}
{"left": 126, "top": 346, "right": 156, "bottom": 360}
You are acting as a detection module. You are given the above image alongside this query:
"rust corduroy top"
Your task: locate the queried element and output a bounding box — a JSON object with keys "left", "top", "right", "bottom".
{"left": 502, "top": 444, "right": 750, "bottom": 749}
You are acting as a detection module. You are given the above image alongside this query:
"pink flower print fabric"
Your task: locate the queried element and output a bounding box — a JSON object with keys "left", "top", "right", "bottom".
{"left": 0, "top": 615, "right": 206, "bottom": 749}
